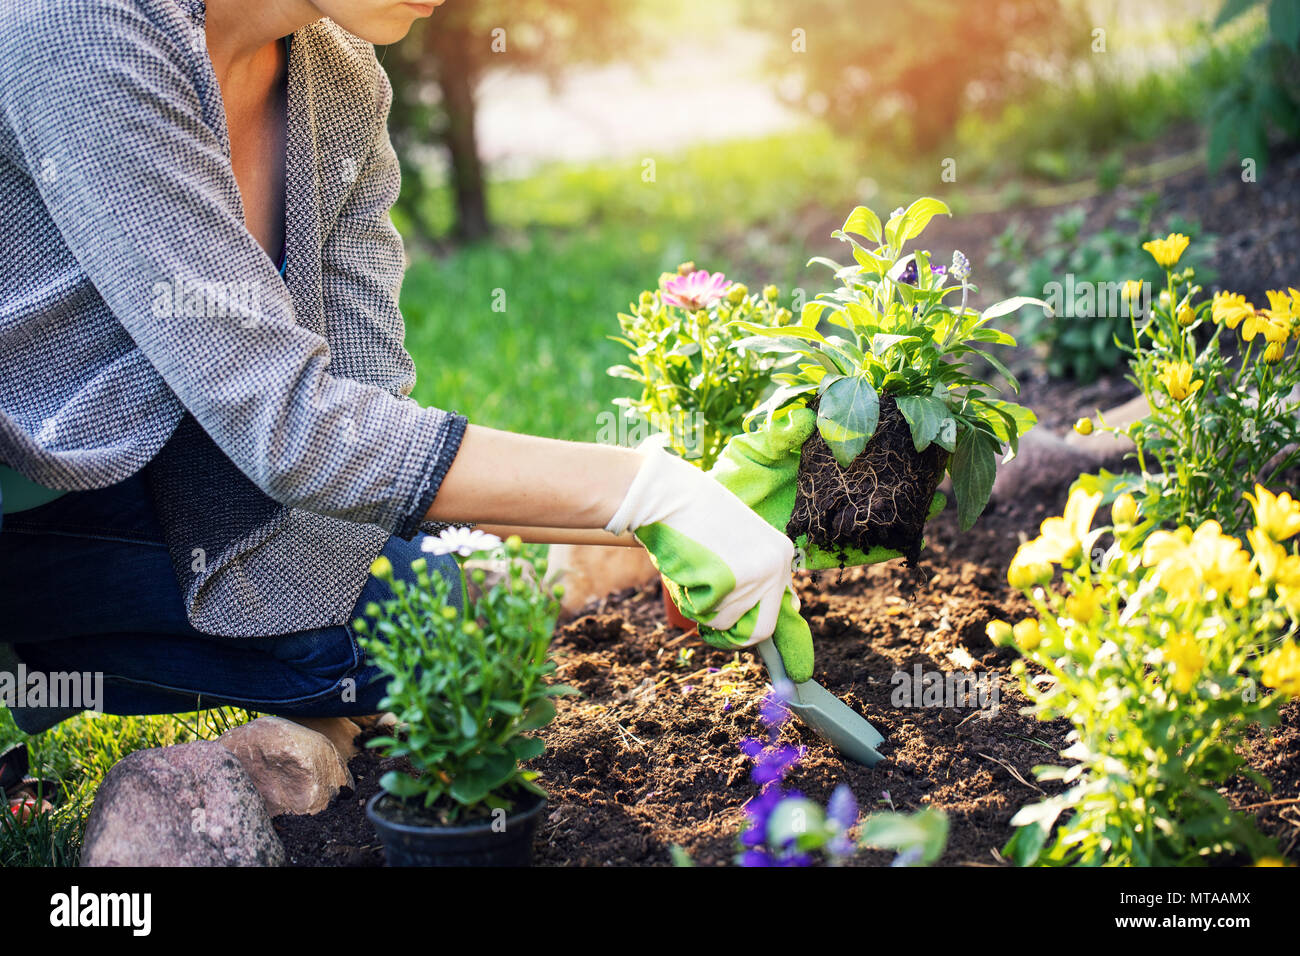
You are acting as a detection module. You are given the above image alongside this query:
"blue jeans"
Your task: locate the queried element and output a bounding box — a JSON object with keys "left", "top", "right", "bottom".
{"left": 0, "top": 473, "right": 461, "bottom": 734}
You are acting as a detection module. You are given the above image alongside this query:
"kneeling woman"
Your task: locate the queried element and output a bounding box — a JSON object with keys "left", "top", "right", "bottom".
{"left": 0, "top": 0, "right": 800, "bottom": 733}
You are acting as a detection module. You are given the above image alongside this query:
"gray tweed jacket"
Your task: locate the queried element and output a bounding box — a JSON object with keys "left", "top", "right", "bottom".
{"left": 0, "top": 0, "right": 466, "bottom": 636}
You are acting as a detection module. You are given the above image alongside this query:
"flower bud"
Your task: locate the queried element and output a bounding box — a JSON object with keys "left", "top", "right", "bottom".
{"left": 677, "top": 261, "right": 695, "bottom": 276}
{"left": 986, "top": 620, "right": 1014, "bottom": 647}
{"left": 762, "top": 284, "right": 780, "bottom": 302}
{"left": 1073, "top": 417, "right": 1093, "bottom": 436}
{"left": 1013, "top": 618, "right": 1043, "bottom": 651}
{"left": 1111, "top": 492, "right": 1138, "bottom": 528}
{"left": 726, "top": 283, "right": 748, "bottom": 305}
{"left": 369, "top": 555, "right": 393, "bottom": 580}
{"left": 1264, "top": 341, "right": 1286, "bottom": 364}
{"left": 505, "top": 534, "right": 524, "bottom": 557}
{"left": 1176, "top": 303, "right": 1195, "bottom": 327}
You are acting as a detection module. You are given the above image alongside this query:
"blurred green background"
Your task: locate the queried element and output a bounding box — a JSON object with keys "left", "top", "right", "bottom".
{"left": 385, "top": 0, "right": 1296, "bottom": 438}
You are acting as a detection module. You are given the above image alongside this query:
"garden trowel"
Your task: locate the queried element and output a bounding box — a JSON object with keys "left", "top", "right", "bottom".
{"left": 755, "top": 639, "right": 886, "bottom": 766}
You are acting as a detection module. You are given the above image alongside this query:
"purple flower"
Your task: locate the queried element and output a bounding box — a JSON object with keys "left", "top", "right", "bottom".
{"left": 739, "top": 737, "right": 765, "bottom": 759}
{"left": 827, "top": 784, "right": 858, "bottom": 829}
{"left": 661, "top": 270, "right": 731, "bottom": 311}
{"left": 930, "top": 264, "right": 947, "bottom": 276}
{"left": 741, "top": 849, "right": 774, "bottom": 867}
{"left": 752, "top": 745, "right": 801, "bottom": 786}
{"left": 898, "top": 260, "right": 919, "bottom": 285}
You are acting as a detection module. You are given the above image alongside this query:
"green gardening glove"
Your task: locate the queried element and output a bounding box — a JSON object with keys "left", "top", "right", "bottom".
{"left": 604, "top": 440, "right": 813, "bottom": 678}
{"left": 700, "top": 406, "right": 946, "bottom": 679}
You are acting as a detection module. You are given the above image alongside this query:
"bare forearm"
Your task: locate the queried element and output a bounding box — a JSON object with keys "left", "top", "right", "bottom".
{"left": 424, "top": 424, "right": 645, "bottom": 530}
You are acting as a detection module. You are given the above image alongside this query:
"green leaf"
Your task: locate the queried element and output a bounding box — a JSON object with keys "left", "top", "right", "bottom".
{"left": 380, "top": 771, "right": 425, "bottom": 799}
{"left": 951, "top": 428, "right": 997, "bottom": 531}
{"left": 896, "top": 197, "right": 951, "bottom": 242}
{"left": 817, "top": 376, "right": 880, "bottom": 467}
{"left": 894, "top": 394, "right": 949, "bottom": 452}
{"left": 859, "top": 808, "right": 950, "bottom": 866}
{"left": 517, "top": 697, "right": 556, "bottom": 733}
{"left": 980, "top": 295, "right": 1052, "bottom": 321}
{"left": 840, "top": 204, "right": 883, "bottom": 244}
{"left": 508, "top": 736, "right": 546, "bottom": 761}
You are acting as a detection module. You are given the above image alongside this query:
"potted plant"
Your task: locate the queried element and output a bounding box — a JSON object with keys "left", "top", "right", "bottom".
{"left": 733, "top": 198, "right": 1044, "bottom": 561}
{"left": 356, "top": 531, "right": 573, "bottom": 867}
{"left": 609, "top": 263, "right": 788, "bottom": 626}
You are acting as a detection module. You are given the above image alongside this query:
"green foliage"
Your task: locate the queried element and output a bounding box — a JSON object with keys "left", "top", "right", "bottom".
{"left": 999, "top": 489, "right": 1297, "bottom": 866}
{"left": 1074, "top": 238, "right": 1300, "bottom": 537}
{"left": 608, "top": 271, "right": 786, "bottom": 469}
{"left": 1208, "top": 0, "right": 1300, "bottom": 171}
{"left": 356, "top": 539, "right": 573, "bottom": 818}
{"left": 859, "top": 808, "right": 950, "bottom": 867}
{"left": 989, "top": 198, "right": 1213, "bottom": 382}
{"left": 734, "top": 198, "right": 1040, "bottom": 530}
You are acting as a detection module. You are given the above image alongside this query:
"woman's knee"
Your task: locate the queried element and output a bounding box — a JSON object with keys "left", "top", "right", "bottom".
{"left": 370, "top": 535, "right": 463, "bottom": 612}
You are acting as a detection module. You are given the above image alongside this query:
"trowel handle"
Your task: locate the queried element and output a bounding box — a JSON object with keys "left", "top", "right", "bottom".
{"left": 755, "top": 638, "right": 792, "bottom": 686}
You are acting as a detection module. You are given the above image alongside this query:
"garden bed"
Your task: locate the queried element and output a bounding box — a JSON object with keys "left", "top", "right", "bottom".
{"left": 275, "top": 432, "right": 1299, "bottom": 865}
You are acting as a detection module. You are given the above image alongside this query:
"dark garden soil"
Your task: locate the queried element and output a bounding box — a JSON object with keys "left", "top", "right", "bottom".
{"left": 274, "top": 134, "right": 1300, "bottom": 867}
{"left": 275, "top": 423, "right": 1299, "bottom": 865}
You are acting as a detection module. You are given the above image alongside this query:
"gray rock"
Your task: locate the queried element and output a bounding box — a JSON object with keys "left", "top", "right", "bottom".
{"left": 217, "top": 716, "right": 352, "bottom": 817}
{"left": 81, "top": 741, "right": 284, "bottom": 867}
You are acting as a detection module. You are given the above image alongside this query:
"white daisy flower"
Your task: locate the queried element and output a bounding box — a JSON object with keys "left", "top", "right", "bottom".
{"left": 421, "top": 526, "right": 503, "bottom": 558}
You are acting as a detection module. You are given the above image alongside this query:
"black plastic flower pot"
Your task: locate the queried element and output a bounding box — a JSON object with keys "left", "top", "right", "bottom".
{"left": 365, "top": 790, "right": 547, "bottom": 867}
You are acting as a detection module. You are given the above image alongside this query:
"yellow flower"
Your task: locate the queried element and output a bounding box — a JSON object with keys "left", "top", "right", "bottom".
{"left": 1263, "top": 341, "right": 1287, "bottom": 364}
{"left": 1143, "top": 521, "right": 1254, "bottom": 602}
{"left": 1260, "top": 641, "right": 1300, "bottom": 696}
{"left": 1266, "top": 288, "right": 1297, "bottom": 322}
{"left": 1111, "top": 492, "right": 1138, "bottom": 528}
{"left": 1121, "top": 279, "right": 1145, "bottom": 311}
{"left": 1176, "top": 303, "right": 1196, "bottom": 327}
{"left": 1142, "top": 233, "right": 1190, "bottom": 269}
{"left": 1064, "top": 586, "right": 1103, "bottom": 624}
{"left": 1013, "top": 618, "right": 1043, "bottom": 651}
{"left": 1031, "top": 488, "right": 1104, "bottom": 567}
{"left": 1164, "top": 630, "right": 1203, "bottom": 694}
{"left": 1007, "top": 545, "right": 1053, "bottom": 589}
{"left": 369, "top": 555, "right": 394, "bottom": 580}
{"left": 1157, "top": 360, "right": 1202, "bottom": 402}
{"left": 1242, "top": 295, "right": 1291, "bottom": 343}
{"left": 1211, "top": 291, "right": 1253, "bottom": 329}
{"left": 1073, "top": 417, "right": 1093, "bottom": 436}
{"left": 1244, "top": 484, "right": 1300, "bottom": 541}
{"left": 1247, "top": 528, "right": 1300, "bottom": 590}
{"left": 1253, "top": 857, "right": 1294, "bottom": 867}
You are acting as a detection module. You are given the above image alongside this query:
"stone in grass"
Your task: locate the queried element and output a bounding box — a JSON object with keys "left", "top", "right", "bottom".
{"left": 217, "top": 716, "right": 353, "bottom": 817}
{"left": 81, "top": 741, "right": 285, "bottom": 867}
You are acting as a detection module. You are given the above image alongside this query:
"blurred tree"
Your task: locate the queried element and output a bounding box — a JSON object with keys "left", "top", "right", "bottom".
{"left": 744, "top": 0, "right": 1083, "bottom": 153}
{"left": 382, "top": 3, "right": 643, "bottom": 241}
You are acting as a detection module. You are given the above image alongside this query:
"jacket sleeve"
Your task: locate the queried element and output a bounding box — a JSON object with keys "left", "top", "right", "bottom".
{"left": 0, "top": 0, "right": 464, "bottom": 534}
